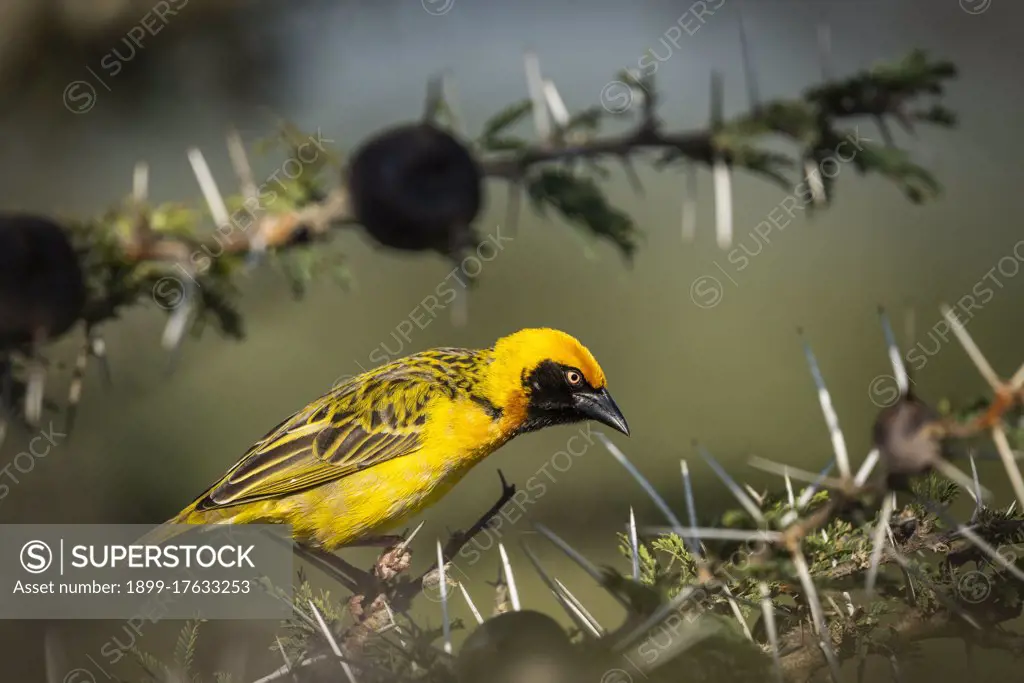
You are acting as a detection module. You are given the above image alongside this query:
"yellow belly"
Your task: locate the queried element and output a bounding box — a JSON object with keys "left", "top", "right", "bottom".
{"left": 186, "top": 393, "right": 522, "bottom": 550}
{"left": 207, "top": 454, "right": 470, "bottom": 549}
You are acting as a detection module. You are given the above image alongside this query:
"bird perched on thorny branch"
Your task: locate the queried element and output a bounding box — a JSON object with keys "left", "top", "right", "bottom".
{"left": 142, "top": 328, "right": 628, "bottom": 551}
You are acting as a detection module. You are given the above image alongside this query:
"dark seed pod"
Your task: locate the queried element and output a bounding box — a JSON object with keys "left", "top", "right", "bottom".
{"left": 0, "top": 213, "right": 86, "bottom": 349}
{"left": 346, "top": 122, "right": 483, "bottom": 258}
{"left": 872, "top": 391, "right": 944, "bottom": 491}
{"left": 455, "top": 610, "right": 579, "bottom": 683}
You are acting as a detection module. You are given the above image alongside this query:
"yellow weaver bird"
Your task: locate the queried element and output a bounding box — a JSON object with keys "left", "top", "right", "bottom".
{"left": 144, "top": 328, "right": 628, "bottom": 551}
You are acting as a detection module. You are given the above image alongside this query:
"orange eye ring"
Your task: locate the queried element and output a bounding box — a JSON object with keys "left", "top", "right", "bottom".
{"left": 565, "top": 369, "right": 583, "bottom": 386}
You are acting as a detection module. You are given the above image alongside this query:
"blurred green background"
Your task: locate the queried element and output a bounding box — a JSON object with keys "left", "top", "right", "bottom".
{"left": 1, "top": 0, "right": 1023, "bottom": 680}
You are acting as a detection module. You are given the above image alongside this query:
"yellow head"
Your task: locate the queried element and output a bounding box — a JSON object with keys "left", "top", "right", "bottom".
{"left": 483, "top": 328, "right": 629, "bottom": 436}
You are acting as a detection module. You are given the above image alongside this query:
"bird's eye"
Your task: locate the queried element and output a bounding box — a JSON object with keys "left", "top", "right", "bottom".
{"left": 565, "top": 369, "right": 583, "bottom": 386}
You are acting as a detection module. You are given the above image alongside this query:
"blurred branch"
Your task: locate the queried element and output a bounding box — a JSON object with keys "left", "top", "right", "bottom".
{"left": 1, "top": 48, "right": 957, "bottom": 434}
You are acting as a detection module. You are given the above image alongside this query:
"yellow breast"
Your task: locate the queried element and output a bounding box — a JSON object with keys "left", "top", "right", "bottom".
{"left": 231, "top": 394, "right": 518, "bottom": 550}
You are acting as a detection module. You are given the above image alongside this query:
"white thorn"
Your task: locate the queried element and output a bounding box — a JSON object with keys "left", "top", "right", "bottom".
{"left": 699, "top": 444, "right": 765, "bottom": 523}
{"left": 749, "top": 456, "right": 845, "bottom": 493}
{"left": 380, "top": 600, "right": 407, "bottom": 645}
{"left": 681, "top": 165, "right": 698, "bottom": 242}
{"left": 523, "top": 52, "right": 551, "bottom": 143}
{"left": 966, "top": 453, "right": 981, "bottom": 505}
{"left": 628, "top": 507, "right": 640, "bottom": 580}
{"left": 542, "top": 79, "right": 571, "bottom": 128}
{"left": 680, "top": 460, "right": 702, "bottom": 555}
{"left": 722, "top": 584, "right": 754, "bottom": 642}
{"left": 161, "top": 279, "right": 194, "bottom": 351}
{"left": 939, "top": 304, "right": 1002, "bottom": 391}
{"left": 806, "top": 159, "right": 826, "bottom": 206}
{"left": 759, "top": 584, "right": 784, "bottom": 683}
{"left": 744, "top": 483, "right": 764, "bottom": 506}
{"left": 792, "top": 548, "right": 841, "bottom": 682}
{"left": 991, "top": 426, "right": 1024, "bottom": 514}
{"left": 436, "top": 539, "right": 452, "bottom": 655}
{"left": 597, "top": 433, "right": 683, "bottom": 528}
{"left": 802, "top": 339, "right": 852, "bottom": 480}
{"left": 396, "top": 520, "right": 426, "bottom": 553}
{"left": 458, "top": 583, "right": 484, "bottom": 625}
{"left": 866, "top": 494, "right": 895, "bottom": 595}
{"left": 274, "top": 636, "right": 291, "bottom": 670}
{"left": 498, "top": 543, "right": 521, "bottom": 611}
{"left": 878, "top": 308, "right": 909, "bottom": 393}
{"left": 307, "top": 601, "right": 357, "bottom": 683}
{"left": 187, "top": 147, "right": 232, "bottom": 229}
{"left": 533, "top": 523, "right": 614, "bottom": 598}
{"left": 554, "top": 578, "right": 605, "bottom": 637}
{"left": 644, "top": 526, "right": 783, "bottom": 543}
{"left": 133, "top": 161, "right": 149, "bottom": 204}
{"left": 614, "top": 585, "right": 698, "bottom": 652}
{"left": 226, "top": 127, "right": 258, "bottom": 203}
{"left": 25, "top": 359, "right": 45, "bottom": 426}
{"left": 712, "top": 157, "right": 733, "bottom": 249}
{"left": 798, "top": 460, "right": 836, "bottom": 509}
{"left": 521, "top": 540, "right": 603, "bottom": 636}
{"left": 1009, "top": 359, "right": 1024, "bottom": 392}
{"left": 855, "top": 449, "right": 880, "bottom": 487}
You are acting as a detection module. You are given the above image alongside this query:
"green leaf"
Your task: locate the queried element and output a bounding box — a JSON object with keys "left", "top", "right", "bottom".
{"left": 480, "top": 99, "right": 533, "bottom": 141}
{"left": 526, "top": 168, "right": 639, "bottom": 260}
{"left": 564, "top": 106, "right": 605, "bottom": 136}
{"left": 173, "top": 618, "right": 204, "bottom": 680}
{"left": 478, "top": 136, "right": 531, "bottom": 153}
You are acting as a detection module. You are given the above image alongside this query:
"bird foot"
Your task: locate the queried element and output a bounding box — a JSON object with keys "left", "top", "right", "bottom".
{"left": 372, "top": 542, "right": 413, "bottom": 582}
{"left": 355, "top": 533, "right": 406, "bottom": 548}
{"left": 344, "top": 593, "right": 392, "bottom": 653}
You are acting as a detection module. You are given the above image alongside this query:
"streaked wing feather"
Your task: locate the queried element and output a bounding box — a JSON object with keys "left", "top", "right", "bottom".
{"left": 192, "top": 359, "right": 464, "bottom": 512}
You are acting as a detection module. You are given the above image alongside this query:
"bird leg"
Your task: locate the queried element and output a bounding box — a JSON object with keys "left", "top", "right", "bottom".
{"left": 442, "top": 468, "right": 517, "bottom": 560}
{"left": 332, "top": 470, "right": 519, "bottom": 644}
{"left": 351, "top": 534, "right": 406, "bottom": 548}
{"left": 391, "top": 470, "right": 517, "bottom": 612}
{"left": 293, "top": 544, "right": 374, "bottom": 595}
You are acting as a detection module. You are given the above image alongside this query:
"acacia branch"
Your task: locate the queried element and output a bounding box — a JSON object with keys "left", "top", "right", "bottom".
{"left": 27, "top": 48, "right": 952, "bottom": 355}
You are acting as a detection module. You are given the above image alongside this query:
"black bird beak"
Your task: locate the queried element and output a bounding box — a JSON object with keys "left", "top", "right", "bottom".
{"left": 574, "top": 387, "right": 630, "bottom": 436}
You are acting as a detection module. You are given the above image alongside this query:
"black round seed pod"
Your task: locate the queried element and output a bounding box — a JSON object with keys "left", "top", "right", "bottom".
{"left": 872, "top": 392, "right": 943, "bottom": 491}
{"left": 346, "top": 122, "right": 482, "bottom": 257}
{"left": 456, "top": 610, "right": 578, "bottom": 683}
{"left": 0, "top": 213, "right": 86, "bottom": 349}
